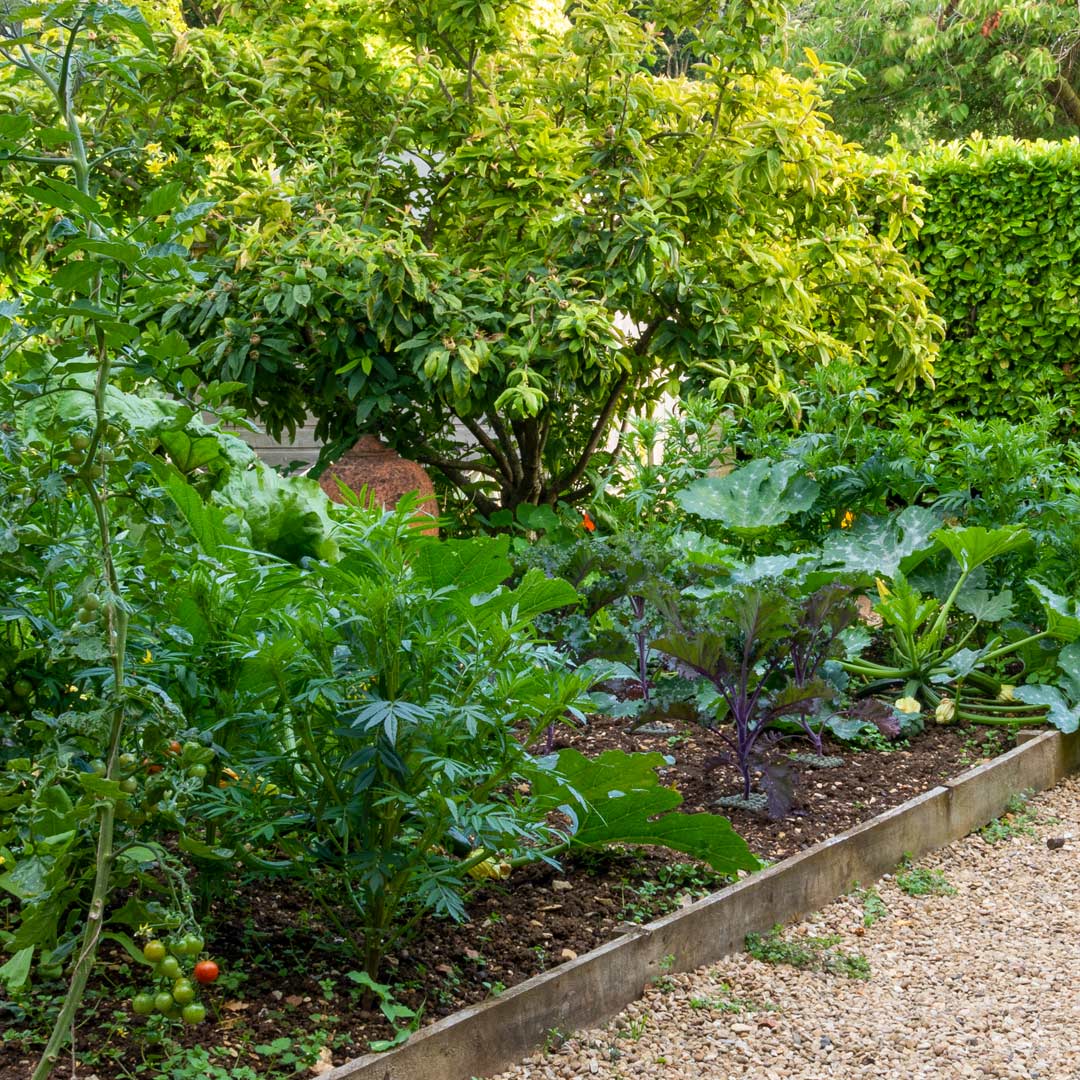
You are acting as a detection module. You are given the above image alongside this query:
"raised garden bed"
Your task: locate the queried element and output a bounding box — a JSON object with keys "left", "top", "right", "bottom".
{"left": 0, "top": 722, "right": 1040, "bottom": 1080}
{"left": 322, "top": 727, "right": 1080, "bottom": 1080}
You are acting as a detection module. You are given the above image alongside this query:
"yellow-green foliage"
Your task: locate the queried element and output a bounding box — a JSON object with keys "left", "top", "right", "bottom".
{"left": 878, "top": 138, "right": 1080, "bottom": 429}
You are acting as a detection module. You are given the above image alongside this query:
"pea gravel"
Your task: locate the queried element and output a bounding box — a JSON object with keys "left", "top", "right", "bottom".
{"left": 490, "top": 774, "right": 1080, "bottom": 1080}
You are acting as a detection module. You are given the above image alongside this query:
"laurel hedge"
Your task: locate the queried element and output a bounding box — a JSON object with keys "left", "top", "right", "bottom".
{"left": 875, "top": 138, "right": 1080, "bottom": 428}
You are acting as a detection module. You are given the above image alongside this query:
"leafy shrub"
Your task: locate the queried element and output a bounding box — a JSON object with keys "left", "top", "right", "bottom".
{"left": 872, "top": 138, "right": 1080, "bottom": 431}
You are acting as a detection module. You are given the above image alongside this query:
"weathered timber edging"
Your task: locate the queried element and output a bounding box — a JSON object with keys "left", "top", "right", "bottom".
{"left": 325, "top": 728, "right": 1080, "bottom": 1080}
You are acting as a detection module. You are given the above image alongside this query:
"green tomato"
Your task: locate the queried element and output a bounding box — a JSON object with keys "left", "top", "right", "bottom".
{"left": 172, "top": 978, "right": 196, "bottom": 1005}
{"left": 119, "top": 777, "right": 139, "bottom": 795}
{"left": 82, "top": 592, "right": 101, "bottom": 610}
{"left": 157, "top": 955, "right": 181, "bottom": 980}
{"left": 131, "top": 992, "right": 156, "bottom": 1016}
{"left": 181, "top": 1002, "right": 207, "bottom": 1025}
{"left": 182, "top": 933, "right": 204, "bottom": 956}
{"left": 118, "top": 752, "right": 137, "bottom": 770}
{"left": 71, "top": 433, "right": 91, "bottom": 451}
{"left": 143, "top": 940, "right": 167, "bottom": 964}
{"left": 12, "top": 678, "right": 33, "bottom": 698}
{"left": 154, "top": 991, "right": 174, "bottom": 1014}
{"left": 187, "top": 763, "right": 208, "bottom": 780}
{"left": 91, "top": 760, "right": 107, "bottom": 777}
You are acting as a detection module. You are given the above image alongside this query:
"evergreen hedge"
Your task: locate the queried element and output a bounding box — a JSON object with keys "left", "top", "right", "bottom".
{"left": 879, "top": 138, "right": 1080, "bottom": 427}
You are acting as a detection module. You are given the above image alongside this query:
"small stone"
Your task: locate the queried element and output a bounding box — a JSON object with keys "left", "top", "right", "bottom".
{"left": 552, "top": 880, "right": 572, "bottom": 891}
{"left": 1047, "top": 837, "right": 1067, "bottom": 850}
{"left": 560, "top": 948, "right": 578, "bottom": 962}
{"left": 629, "top": 722, "right": 677, "bottom": 736}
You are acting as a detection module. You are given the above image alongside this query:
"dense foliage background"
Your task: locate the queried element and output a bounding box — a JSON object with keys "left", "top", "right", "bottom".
{"left": 3, "top": 2, "right": 1080, "bottom": 1079}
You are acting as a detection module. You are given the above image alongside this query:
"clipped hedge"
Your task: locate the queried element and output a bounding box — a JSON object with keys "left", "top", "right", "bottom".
{"left": 875, "top": 138, "right": 1080, "bottom": 427}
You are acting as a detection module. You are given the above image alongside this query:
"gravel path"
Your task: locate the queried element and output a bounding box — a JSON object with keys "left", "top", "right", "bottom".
{"left": 492, "top": 774, "right": 1080, "bottom": 1080}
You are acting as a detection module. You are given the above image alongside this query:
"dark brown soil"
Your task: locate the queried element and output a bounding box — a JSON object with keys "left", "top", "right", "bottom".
{"left": 0, "top": 722, "right": 1012, "bottom": 1080}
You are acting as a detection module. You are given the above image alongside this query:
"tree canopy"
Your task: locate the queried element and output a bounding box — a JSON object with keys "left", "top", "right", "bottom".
{"left": 787, "top": 0, "right": 1080, "bottom": 152}
{"left": 1, "top": 0, "right": 942, "bottom": 513}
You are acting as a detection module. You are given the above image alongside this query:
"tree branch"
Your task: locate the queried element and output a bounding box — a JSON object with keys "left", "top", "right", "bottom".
{"left": 412, "top": 451, "right": 502, "bottom": 479}
{"left": 488, "top": 410, "right": 523, "bottom": 484}
{"left": 427, "top": 460, "right": 500, "bottom": 516}
{"left": 455, "top": 411, "right": 514, "bottom": 485}
{"left": 1049, "top": 73, "right": 1080, "bottom": 131}
{"left": 554, "top": 318, "right": 664, "bottom": 499}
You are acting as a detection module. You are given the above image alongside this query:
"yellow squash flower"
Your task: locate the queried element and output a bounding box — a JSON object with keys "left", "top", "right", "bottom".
{"left": 894, "top": 696, "right": 921, "bottom": 715}
{"left": 935, "top": 698, "right": 956, "bottom": 725}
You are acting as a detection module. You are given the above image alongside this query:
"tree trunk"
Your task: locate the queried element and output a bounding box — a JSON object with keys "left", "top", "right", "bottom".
{"left": 1048, "top": 74, "right": 1080, "bottom": 132}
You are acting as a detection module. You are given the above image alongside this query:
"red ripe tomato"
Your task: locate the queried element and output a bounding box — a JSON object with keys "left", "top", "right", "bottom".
{"left": 193, "top": 960, "right": 219, "bottom": 985}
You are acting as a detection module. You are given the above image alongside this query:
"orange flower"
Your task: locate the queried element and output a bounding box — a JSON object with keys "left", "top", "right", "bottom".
{"left": 840, "top": 510, "right": 855, "bottom": 529}
{"left": 581, "top": 510, "right": 596, "bottom": 533}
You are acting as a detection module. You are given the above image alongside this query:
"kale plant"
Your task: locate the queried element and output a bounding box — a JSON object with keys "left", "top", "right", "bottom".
{"left": 654, "top": 584, "right": 856, "bottom": 817}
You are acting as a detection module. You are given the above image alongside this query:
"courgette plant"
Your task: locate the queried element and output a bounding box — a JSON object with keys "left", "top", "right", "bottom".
{"left": 842, "top": 525, "right": 1079, "bottom": 726}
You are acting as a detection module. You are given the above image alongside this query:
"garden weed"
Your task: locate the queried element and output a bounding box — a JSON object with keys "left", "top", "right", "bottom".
{"left": 857, "top": 886, "right": 888, "bottom": 927}
{"left": 652, "top": 954, "right": 678, "bottom": 992}
{"left": 980, "top": 791, "right": 1039, "bottom": 844}
{"left": 895, "top": 856, "right": 956, "bottom": 897}
{"left": 746, "top": 925, "right": 870, "bottom": 980}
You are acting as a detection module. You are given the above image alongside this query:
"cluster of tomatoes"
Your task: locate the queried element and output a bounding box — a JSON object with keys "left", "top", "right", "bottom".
{"left": 130, "top": 934, "right": 219, "bottom": 1024}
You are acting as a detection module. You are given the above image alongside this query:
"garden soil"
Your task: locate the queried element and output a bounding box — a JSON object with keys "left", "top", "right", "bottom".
{"left": 0, "top": 724, "right": 1011, "bottom": 1078}
{"left": 494, "top": 771, "right": 1080, "bottom": 1080}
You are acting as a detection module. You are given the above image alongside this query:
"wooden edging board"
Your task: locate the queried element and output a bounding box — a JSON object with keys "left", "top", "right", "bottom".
{"left": 326, "top": 728, "right": 1080, "bottom": 1080}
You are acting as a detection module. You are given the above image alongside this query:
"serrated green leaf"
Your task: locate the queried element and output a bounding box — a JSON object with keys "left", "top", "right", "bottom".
{"left": 530, "top": 749, "right": 758, "bottom": 874}
{"left": 1057, "top": 642, "right": 1080, "bottom": 701}
{"left": 933, "top": 526, "right": 1031, "bottom": 574}
{"left": 1030, "top": 581, "right": 1080, "bottom": 643}
{"left": 150, "top": 460, "right": 235, "bottom": 557}
{"left": 410, "top": 536, "right": 511, "bottom": 596}
{"left": 955, "top": 588, "right": 1013, "bottom": 623}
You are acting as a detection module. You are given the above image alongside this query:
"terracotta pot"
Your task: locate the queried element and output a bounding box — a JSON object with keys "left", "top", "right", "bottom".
{"left": 318, "top": 435, "right": 438, "bottom": 535}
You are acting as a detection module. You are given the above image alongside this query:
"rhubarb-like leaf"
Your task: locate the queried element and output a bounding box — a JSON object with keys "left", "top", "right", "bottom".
{"left": 675, "top": 459, "right": 819, "bottom": 533}
{"left": 530, "top": 749, "right": 759, "bottom": 875}
{"left": 819, "top": 505, "right": 939, "bottom": 578}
